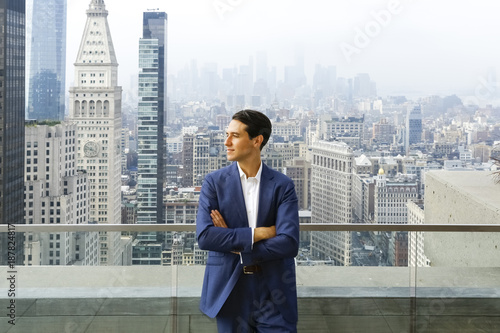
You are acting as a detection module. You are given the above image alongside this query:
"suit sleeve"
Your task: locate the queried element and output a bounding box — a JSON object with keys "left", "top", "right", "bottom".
{"left": 196, "top": 174, "right": 253, "bottom": 254}
{"left": 242, "top": 180, "right": 299, "bottom": 264}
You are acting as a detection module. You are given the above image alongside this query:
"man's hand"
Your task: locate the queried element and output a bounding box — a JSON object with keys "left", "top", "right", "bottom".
{"left": 211, "top": 210, "right": 228, "bottom": 228}
{"left": 254, "top": 225, "right": 276, "bottom": 243}
{"left": 211, "top": 210, "right": 241, "bottom": 254}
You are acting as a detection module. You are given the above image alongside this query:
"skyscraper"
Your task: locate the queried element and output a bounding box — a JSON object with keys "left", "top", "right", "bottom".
{"left": 406, "top": 105, "right": 422, "bottom": 154}
{"left": 310, "top": 141, "right": 353, "bottom": 266}
{"left": 0, "top": 0, "right": 25, "bottom": 266}
{"left": 26, "top": 0, "right": 66, "bottom": 121}
{"left": 136, "top": 11, "right": 167, "bottom": 225}
{"left": 68, "top": 0, "right": 123, "bottom": 266}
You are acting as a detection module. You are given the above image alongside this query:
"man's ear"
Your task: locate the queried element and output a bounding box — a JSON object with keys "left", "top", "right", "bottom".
{"left": 253, "top": 134, "right": 264, "bottom": 149}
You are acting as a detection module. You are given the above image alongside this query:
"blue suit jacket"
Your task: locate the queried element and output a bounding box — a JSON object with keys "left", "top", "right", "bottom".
{"left": 196, "top": 162, "right": 300, "bottom": 323}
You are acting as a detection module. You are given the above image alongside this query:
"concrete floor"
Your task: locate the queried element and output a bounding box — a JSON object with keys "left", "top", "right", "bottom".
{"left": 1, "top": 297, "right": 500, "bottom": 333}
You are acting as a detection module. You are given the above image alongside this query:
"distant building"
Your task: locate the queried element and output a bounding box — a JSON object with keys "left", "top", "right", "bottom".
{"left": 393, "top": 232, "right": 408, "bottom": 267}
{"left": 120, "top": 128, "right": 129, "bottom": 173}
{"left": 262, "top": 142, "right": 302, "bottom": 174}
{"left": 353, "top": 73, "right": 376, "bottom": 98}
{"left": 407, "top": 199, "right": 429, "bottom": 267}
{"left": 132, "top": 239, "right": 162, "bottom": 265}
{"left": 272, "top": 119, "right": 301, "bottom": 141}
{"left": 310, "top": 141, "right": 353, "bottom": 265}
{"left": 284, "top": 158, "right": 311, "bottom": 211}
{"left": 374, "top": 169, "right": 418, "bottom": 266}
{"left": 137, "top": 11, "right": 168, "bottom": 225}
{"left": 458, "top": 145, "right": 473, "bottom": 166}
{"left": 181, "top": 134, "right": 194, "bottom": 187}
{"left": 164, "top": 187, "right": 200, "bottom": 257}
{"left": 24, "top": 122, "right": 99, "bottom": 266}
{"left": 372, "top": 118, "right": 394, "bottom": 145}
{"left": 166, "top": 135, "right": 183, "bottom": 155}
{"left": 318, "top": 115, "right": 364, "bottom": 149}
{"left": 26, "top": 0, "right": 66, "bottom": 121}
{"left": 132, "top": 11, "right": 169, "bottom": 265}
{"left": 68, "top": 0, "right": 124, "bottom": 266}
{"left": 0, "top": 0, "right": 26, "bottom": 266}
{"left": 216, "top": 114, "right": 231, "bottom": 131}
{"left": 406, "top": 105, "right": 422, "bottom": 153}
{"left": 165, "top": 188, "right": 200, "bottom": 224}
{"left": 122, "top": 202, "right": 137, "bottom": 225}
{"left": 353, "top": 154, "right": 372, "bottom": 175}
{"left": 352, "top": 174, "right": 375, "bottom": 223}
{"left": 192, "top": 131, "right": 228, "bottom": 186}
{"left": 312, "top": 64, "right": 336, "bottom": 100}
{"left": 374, "top": 169, "right": 419, "bottom": 225}
{"left": 433, "top": 142, "right": 455, "bottom": 156}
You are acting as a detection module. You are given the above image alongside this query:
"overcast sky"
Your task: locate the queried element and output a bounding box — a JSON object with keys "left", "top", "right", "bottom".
{"left": 66, "top": 0, "right": 500, "bottom": 99}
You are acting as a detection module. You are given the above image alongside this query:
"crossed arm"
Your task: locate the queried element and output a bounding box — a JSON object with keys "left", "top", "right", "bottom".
{"left": 196, "top": 175, "right": 299, "bottom": 264}
{"left": 210, "top": 209, "right": 276, "bottom": 243}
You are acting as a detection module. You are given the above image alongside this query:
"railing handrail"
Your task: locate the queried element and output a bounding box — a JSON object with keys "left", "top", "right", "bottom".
{"left": 2, "top": 223, "right": 500, "bottom": 232}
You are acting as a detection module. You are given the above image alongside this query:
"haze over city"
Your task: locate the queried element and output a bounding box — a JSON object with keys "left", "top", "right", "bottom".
{"left": 64, "top": 0, "right": 500, "bottom": 101}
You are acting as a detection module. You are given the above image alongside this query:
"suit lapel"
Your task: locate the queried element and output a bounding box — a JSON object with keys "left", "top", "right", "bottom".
{"left": 257, "top": 163, "right": 275, "bottom": 227}
{"left": 226, "top": 163, "right": 248, "bottom": 227}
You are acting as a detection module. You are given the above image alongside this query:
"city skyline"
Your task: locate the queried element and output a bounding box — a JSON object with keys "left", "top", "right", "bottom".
{"left": 66, "top": 0, "right": 500, "bottom": 101}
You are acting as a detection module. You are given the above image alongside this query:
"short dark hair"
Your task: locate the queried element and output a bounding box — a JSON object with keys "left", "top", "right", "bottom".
{"left": 232, "top": 109, "right": 272, "bottom": 150}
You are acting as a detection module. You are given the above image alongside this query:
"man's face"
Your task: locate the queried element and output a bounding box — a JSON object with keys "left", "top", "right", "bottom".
{"left": 225, "top": 119, "right": 260, "bottom": 162}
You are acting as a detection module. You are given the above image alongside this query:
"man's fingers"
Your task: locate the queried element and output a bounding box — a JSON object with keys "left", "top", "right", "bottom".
{"left": 210, "top": 210, "right": 220, "bottom": 226}
{"left": 211, "top": 210, "right": 227, "bottom": 228}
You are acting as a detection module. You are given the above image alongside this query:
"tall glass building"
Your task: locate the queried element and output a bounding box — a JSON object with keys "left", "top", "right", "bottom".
{"left": 406, "top": 105, "right": 423, "bottom": 154}
{"left": 136, "top": 11, "right": 167, "bottom": 226}
{"left": 0, "top": 0, "right": 26, "bottom": 265}
{"left": 26, "top": 0, "right": 66, "bottom": 121}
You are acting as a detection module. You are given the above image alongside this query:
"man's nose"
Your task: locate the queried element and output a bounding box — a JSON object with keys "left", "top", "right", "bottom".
{"left": 224, "top": 137, "right": 231, "bottom": 146}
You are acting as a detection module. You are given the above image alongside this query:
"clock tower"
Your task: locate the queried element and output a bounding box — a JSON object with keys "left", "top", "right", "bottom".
{"left": 68, "top": 0, "right": 123, "bottom": 265}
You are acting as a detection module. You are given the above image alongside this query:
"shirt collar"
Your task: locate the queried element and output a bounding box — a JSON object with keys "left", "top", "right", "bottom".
{"left": 237, "top": 162, "right": 262, "bottom": 182}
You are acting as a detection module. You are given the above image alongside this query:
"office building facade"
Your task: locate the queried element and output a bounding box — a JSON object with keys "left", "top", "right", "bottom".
{"left": 310, "top": 141, "right": 353, "bottom": 266}
{"left": 0, "top": 0, "right": 26, "bottom": 265}
{"left": 318, "top": 115, "right": 364, "bottom": 149}
{"left": 284, "top": 158, "right": 311, "bottom": 211}
{"left": 374, "top": 169, "right": 418, "bottom": 266}
{"left": 68, "top": 0, "right": 123, "bottom": 265}
{"left": 24, "top": 122, "right": 99, "bottom": 266}
{"left": 136, "top": 11, "right": 167, "bottom": 224}
{"left": 406, "top": 105, "right": 422, "bottom": 153}
{"left": 26, "top": 0, "right": 66, "bottom": 121}
{"left": 192, "top": 131, "right": 227, "bottom": 186}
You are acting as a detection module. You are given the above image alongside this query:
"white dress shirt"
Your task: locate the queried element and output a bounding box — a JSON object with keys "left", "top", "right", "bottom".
{"left": 237, "top": 161, "right": 262, "bottom": 248}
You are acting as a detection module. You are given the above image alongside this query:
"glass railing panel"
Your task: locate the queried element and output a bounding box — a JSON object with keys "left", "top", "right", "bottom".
{"left": 299, "top": 229, "right": 412, "bottom": 332}
{"left": 412, "top": 231, "right": 500, "bottom": 332}
{"left": 0, "top": 230, "right": 176, "bottom": 333}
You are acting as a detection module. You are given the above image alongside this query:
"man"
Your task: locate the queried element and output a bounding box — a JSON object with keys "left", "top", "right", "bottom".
{"left": 196, "top": 109, "right": 300, "bottom": 332}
